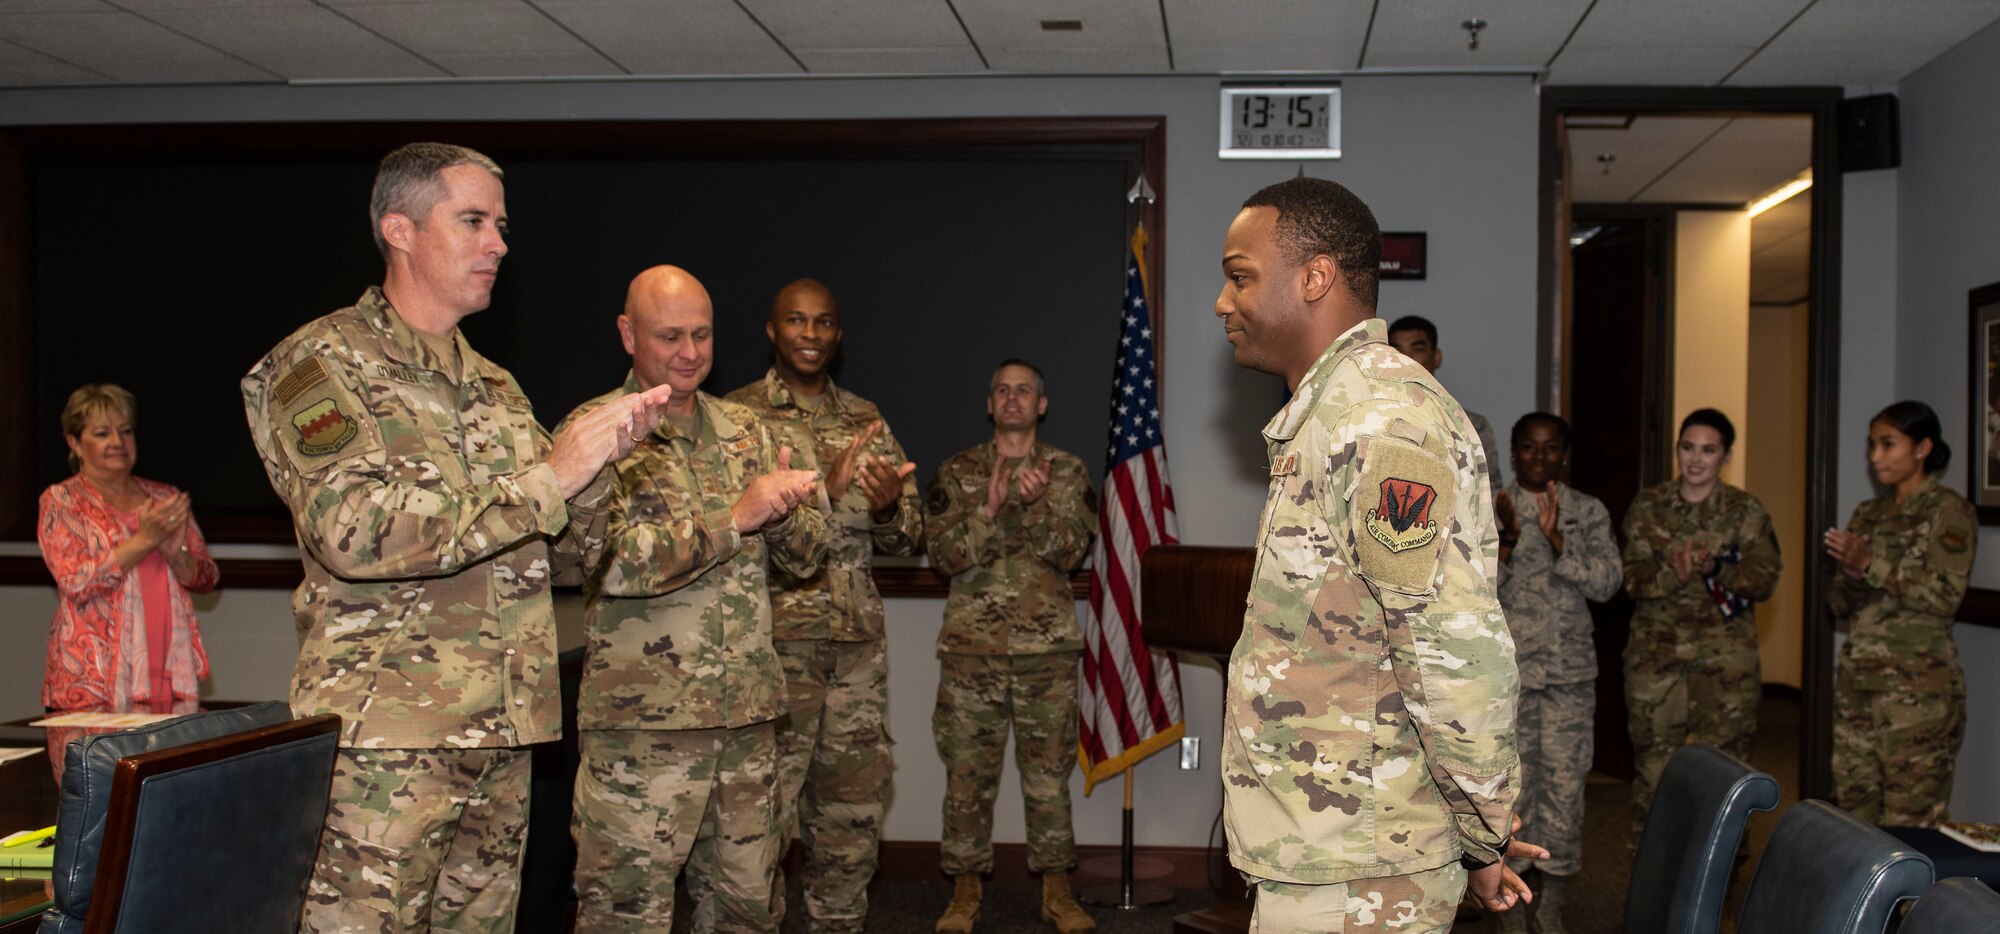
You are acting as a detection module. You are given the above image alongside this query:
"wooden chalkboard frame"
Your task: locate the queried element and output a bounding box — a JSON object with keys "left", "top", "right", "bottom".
{"left": 0, "top": 117, "right": 1166, "bottom": 591}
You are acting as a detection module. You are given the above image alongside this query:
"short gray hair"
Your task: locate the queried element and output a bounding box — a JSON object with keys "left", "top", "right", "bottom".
{"left": 368, "top": 142, "right": 504, "bottom": 257}
{"left": 990, "top": 358, "right": 1045, "bottom": 394}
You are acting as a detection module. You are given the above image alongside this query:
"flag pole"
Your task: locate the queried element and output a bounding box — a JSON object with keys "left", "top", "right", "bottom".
{"left": 1078, "top": 174, "right": 1175, "bottom": 910}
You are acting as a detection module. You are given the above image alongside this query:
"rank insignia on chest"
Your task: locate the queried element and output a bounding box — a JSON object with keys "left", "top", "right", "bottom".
{"left": 292, "top": 397, "right": 359, "bottom": 457}
{"left": 1270, "top": 453, "right": 1299, "bottom": 476}
{"left": 1365, "top": 477, "right": 1439, "bottom": 553}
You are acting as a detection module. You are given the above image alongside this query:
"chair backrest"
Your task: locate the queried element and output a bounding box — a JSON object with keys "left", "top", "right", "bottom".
{"left": 1901, "top": 877, "right": 2000, "bottom": 934}
{"left": 39, "top": 702, "right": 340, "bottom": 934}
{"left": 1625, "top": 744, "right": 1781, "bottom": 934}
{"left": 1736, "top": 800, "right": 1935, "bottom": 934}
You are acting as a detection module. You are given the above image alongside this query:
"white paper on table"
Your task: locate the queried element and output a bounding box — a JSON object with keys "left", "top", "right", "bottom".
{"left": 28, "top": 712, "right": 180, "bottom": 729}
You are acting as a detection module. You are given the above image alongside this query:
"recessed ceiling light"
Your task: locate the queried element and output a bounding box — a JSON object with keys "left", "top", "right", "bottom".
{"left": 1568, "top": 114, "right": 1635, "bottom": 129}
{"left": 1041, "top": 18, "right": 1083, "bottom": 31}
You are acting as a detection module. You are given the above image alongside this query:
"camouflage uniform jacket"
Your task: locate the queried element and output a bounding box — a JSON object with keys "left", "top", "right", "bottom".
{"left": 1224, "top": 318, "right": 1520, "bottom": 884}
{"left": 1467, "top": 410, "right": 1504, "bottom": 495}
{"left": 564, "top": 379, "right": 829, "bottom": 732}
{"left": 1620, "top": 481, "right": 1781, "bottom": 659}
{"left": 725, "top": 369, "right": 922, "bottom": 642}
{"left": 1829, "top": 476, "right": 1975, "bottom": 695}
{"left": 241, "top": 287, "right": 607, "bottom": 749}
{"left": 924, "top": 440, "right": 1094, "bottom": 656}
{"left": 1496, "top": 483, "right": 1622, "bottom": 689}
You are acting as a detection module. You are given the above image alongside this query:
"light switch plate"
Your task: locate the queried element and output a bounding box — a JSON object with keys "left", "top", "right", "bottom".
{"left": 1180, "top": 737, "right": 1200, "bottom": 770}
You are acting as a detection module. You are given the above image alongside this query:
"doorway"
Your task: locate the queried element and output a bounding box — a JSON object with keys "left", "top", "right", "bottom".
{"left": 1538, "top": 88, "right": 1843, "bottom": 800}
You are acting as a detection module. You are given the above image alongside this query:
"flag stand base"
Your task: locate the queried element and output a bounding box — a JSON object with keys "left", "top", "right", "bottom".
{"left": 1078, "top": 771, "right": 1176, "bottom": 909}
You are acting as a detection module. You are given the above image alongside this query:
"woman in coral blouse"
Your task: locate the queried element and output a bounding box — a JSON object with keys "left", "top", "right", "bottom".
{"left": 40, "top": 384, "right": 217, "bottom": 729}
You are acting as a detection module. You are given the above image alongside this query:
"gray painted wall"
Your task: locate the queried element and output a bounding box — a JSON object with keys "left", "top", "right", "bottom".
{"left": 1893, "top": 17, "right": 2000, "bottom": 822}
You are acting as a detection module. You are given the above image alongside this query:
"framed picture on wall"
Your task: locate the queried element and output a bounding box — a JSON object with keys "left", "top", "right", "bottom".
{"left": 1970, "top": 280, "right": 2000, "bottom": 524}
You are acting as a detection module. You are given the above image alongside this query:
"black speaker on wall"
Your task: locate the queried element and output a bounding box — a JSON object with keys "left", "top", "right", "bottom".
{"left": 1839, "top": 93, "right": 1900, "bottom": 172}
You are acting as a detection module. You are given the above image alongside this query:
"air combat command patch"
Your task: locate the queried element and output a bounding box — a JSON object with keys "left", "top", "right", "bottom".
{"left": 1366, "top": 476, "right": 1439, "bottom": 553}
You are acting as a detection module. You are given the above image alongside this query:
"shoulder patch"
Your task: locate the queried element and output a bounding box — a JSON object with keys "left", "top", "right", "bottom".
{"left": 291, "top": 396, "right": 359, "bottom": 457}
{"left": 927, "top": 482, "right": 951, "bottom": 516}
{"left": 1354, "top": 434, "right": 1456, "bottom": 596}
{"left": 1940, "top": 527, "right": 1971, "bottom": 554}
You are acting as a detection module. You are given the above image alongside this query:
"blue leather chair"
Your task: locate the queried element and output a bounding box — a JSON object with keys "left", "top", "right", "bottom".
{"left": 1901, "top": 877, "right": 2000, "bottom": 934}
{"left": 39, "top": 702, "right": 339, "bottom": 934}
{"left": 1624, "top": 744, "right": 1780, "bottom": 934}
{"left": 1735, "top": 800, "right": 1934, "bottom": 934}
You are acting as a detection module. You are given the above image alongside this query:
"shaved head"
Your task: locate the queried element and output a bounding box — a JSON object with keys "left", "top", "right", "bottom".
{"left": 618, "top": 265, "right": 714, "bottom": 401}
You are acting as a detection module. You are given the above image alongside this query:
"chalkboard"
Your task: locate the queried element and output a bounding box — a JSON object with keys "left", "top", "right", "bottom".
{"left": 27, "top": 148, "right": 1135, "bottom": 541}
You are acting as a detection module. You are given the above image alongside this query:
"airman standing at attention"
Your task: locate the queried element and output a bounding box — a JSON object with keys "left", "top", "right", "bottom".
{"left": 564, "top": 265, "right": 828, "bottom": 933}
{"left": 925, "top": 359, "right": 1098, "bottom": 934}
{"left": 726, "top": 279, "right": 921, "bottom": 932}
{"left": 241, "top": 142, "right": 672, "bottom": 933}
{"left": 1216, "top": 176, "right": 1534, "bottom": 933}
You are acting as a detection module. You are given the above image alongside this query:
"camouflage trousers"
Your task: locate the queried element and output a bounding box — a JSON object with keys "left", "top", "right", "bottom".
{"left": 933, "top": 650, "right": 1079, "bottom": 875}
{"left": 773, "top": 638, "right": 893, "bottom": 933}
{"left": 1511, "top": 680, "right": 1592, "bottom": 877}
{"left": 300, "top": 747, "right": 530, "bottom": 934}
{"left": 1247, "top": 861, "right": 1467, "bottom": 934}
{"left": 1832, "top": 669, "right": 1966, "bottom": 825}
{"left": 571, "top": 724, "right": 780, "bottom": 933}
{"left": 1624, "top": 640, "right": 1759, "bottom": 838}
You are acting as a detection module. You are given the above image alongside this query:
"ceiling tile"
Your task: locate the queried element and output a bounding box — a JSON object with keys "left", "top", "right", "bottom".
{"left": 1566, "top": 116, "right": 1729, "bottom": 203}
{"left": 113, "top": 55, "right": 271, "bottom": 79}
{"left": 955, "top": 0, "right": 1165, "bottom": 68}
{"left": 112, "top": 0, "right": 306, "bottom": 9}
{"left": 331, "top": 0, "right": 588, "bottom": 55}
{"left": 737, "top": 0, "right": 968, "bottom": 49}
{"left": 1364, "top": 0, "right": 1592, "bottom": 69}
{"left": 0, "top": 10, "right": 262, "bottom": 79}
{"left": 142, "top": 5, "right": 443, "bottom": 78}
{"left": 0, "top": 58, "right": 107, "bottom": 80}
{"left": 982, "top": 46, "right": 1169, "bottom": 72}
{"left": 1724, "top": 45, "right": 1950, "bottom": 85}
{"left": 428, "top": 48, "right": 619, "bottom": 75}
{"left": 793, "top": 46, "right": 985, "bottom": 73}
{"left": 1172, "top": 45, "right": 1354, "bottom": 72}
{"left": 1164, "top": 0, "right": 1369, "bottom": 70}
{"left": 1640, "top": 116, "right": 1808, "bottom": 203}
{"left": 0, "top": 0, "right": 112, "bottom": 11}
{"left": 1560, "top": 0, "right": 1809, "bottom": 49}
{"left": 531, "top": 0, "right": 798, "bottom": 72}
{"left": 1543, "top": 46, "right": 1748, "bottom": 85}
{"left": 1767, "top": 0, "right": 2000, "bottom": 47}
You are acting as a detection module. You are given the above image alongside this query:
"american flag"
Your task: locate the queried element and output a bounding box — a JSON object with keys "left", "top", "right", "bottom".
{"left": 1079, "top": 223, "right": 1185, "bottom": 793}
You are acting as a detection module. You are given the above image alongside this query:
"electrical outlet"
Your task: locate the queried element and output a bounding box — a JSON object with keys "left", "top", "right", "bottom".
{"left": 1179, "top": 737, "right": 1200, "bottom": 770}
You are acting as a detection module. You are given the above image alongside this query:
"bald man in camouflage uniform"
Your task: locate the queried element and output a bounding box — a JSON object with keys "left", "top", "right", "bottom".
{"left": 925, "top": 359, "right": 1098, "bottom": 934}
{"left": 565, "top": 265, "right": 829, "bottom": 933}
{"left": 1829, "top": 473, "right": 1976, "bottom": 825}
{"left": 1216, "top": 177, "right": 1525, "bottom": 933}
{"left": 726, "top": 279, "right": 922, "bottom": 932}
{"left": 242, "top": 142, "right": 671, "bottom": 933}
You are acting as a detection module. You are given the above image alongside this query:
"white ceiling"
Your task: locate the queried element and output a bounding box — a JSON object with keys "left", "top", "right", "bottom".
{"left": 1569, "top": 114, "right": 1814, "bottom": 305}
{"left": 1, "top": 0, "right": 1997, "bottom": 87}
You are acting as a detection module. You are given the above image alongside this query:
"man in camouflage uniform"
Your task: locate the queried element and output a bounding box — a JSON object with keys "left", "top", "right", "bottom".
{"left": 725, "top": 279, "right": 921, "bottom": 931}
{"left": 1827, "top": 470, "right": 1976, "bottom": 825}
{"left": 565, "top": 265, "right": 829, "bottom": 933}
{"left": 1387, "top": 315, "right": 1504, "bottom": 496}
{"left": 1492, "top": 414, "right": 1622, "bottom": 934}
{"left": 241, "top": 142, "right": 671, "bottom": 933}
{"left": 924, "top": 359, "right": 1098, "bottom": 934}
{"left": 1215, "top": 177, "right": 1526, "bottom": 933}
